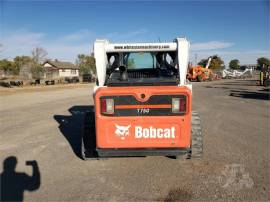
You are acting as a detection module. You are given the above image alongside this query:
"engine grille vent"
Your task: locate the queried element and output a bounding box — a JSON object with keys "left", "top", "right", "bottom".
{"left": 127, "top": 71, "right": 157, "bottom": 78}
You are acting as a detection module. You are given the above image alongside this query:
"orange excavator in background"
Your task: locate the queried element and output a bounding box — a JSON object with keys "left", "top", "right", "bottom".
{"left": 187, "top": 58, "right": 215, "bottom": 82}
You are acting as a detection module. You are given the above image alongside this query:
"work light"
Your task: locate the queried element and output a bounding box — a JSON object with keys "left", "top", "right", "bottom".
{"left": 172, "top": 98, "right": 180, "bottom": 113}
{"left": 101, "top": 99, "right": 114, "bottom": 114}
{"left": 172, "top": 97, "right": 186, "bottom": 113}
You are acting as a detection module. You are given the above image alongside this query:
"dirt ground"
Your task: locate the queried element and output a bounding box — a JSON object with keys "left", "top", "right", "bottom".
{"left": 0, "top": 79, "right": 269, "bottom": 201}
{"left": 0, "top": 83, "right": 93, "bottom": 96}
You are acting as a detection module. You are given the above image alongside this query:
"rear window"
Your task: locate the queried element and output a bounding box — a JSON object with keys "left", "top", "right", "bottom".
{"left": 125, "top": 52, "right": 156, "bottom": 69}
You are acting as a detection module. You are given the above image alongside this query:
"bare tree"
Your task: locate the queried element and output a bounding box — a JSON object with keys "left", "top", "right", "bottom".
{"left": 30, "top": 47, "right": 47, "bottom": 79}
{"left": 31, "top": 47, "right": 48, "bottom": 64}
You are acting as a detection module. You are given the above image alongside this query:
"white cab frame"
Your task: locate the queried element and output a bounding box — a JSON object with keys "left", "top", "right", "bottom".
{"left": 93, "top": 38, "right": 190, "bottom": 87}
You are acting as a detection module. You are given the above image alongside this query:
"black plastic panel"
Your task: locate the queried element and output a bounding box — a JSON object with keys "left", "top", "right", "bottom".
{"left": 100, "top": 94, "right": 186, "bottom": 116}
{"left": 96, "top": 148, "right": 190, "bottom": 157}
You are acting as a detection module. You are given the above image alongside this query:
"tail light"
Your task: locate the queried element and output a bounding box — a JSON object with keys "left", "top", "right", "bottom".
{"left": 101, "top": 99, "right": 114, "bottom": 114}
{"left": 172, "top": 97, "right": 186, "bottom": 113}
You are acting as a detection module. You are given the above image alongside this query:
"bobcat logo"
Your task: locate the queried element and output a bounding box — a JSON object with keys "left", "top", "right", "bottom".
{"left": 115, "top": 124, "right": 131, "bottom": 140}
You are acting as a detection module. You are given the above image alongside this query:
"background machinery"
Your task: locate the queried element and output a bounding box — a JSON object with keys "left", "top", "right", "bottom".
{"left": 187, "top": 57, "right": 215, "bottom": 82}
{"left": 259, "top": 64, "right": 270, "bottom": 86}
{"left": 222, "top": 68, "right": 253, "bottom": 79}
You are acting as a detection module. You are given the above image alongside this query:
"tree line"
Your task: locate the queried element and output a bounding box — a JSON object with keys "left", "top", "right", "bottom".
{"left": 0, "top": 47, "right": 48, "bottom": 77}
{"left": 75, "top": 54, "right": 96, "bottom": 75}
{"left": 228, "top": 57, "right": 270, "bottom": 70}
{"left": 196, "top": 55, "right": 269, "bottom": 70}
{"left": 197, "top": 55, "right": 224, "bottom": 69}
{"left": 0, "top": 47, "right": 96, "bottom": 78}
{"left": 1, "top": 47, "right": 269, "bottom": 77}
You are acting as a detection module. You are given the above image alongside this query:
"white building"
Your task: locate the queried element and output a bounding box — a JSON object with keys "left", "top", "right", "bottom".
{"left": 42, "top": 60, "right": 79, "bottom": 79}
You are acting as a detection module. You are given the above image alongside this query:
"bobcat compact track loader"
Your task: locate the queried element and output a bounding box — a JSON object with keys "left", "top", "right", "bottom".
{"left": 81, "top": 38, "right": 203, "bottom": 160}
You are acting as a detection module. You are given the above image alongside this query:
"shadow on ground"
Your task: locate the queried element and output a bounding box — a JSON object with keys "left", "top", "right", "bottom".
{"left": 211, "top": 79, "right": 259, "bottom": 87}
{"left": 259, "top": 88, "right": 270, "bottom": 92}
{"left": 204, "top": 85, "right": 232, "bottom": 90}
{"left": 230, "top": 90, "right": 270, "bottom": 100}
{"left": 203, "top": 79, "right": 269, "bottom": 100}
{"left": 204, "top": 86, "right": 248, "bottom": 91}
{"left": 54, "top": 105, "right": 94, "bottom": 159}
{"left": 0, "top": 156, "right": 41, "bottom": 202}
{"left": 160, "top": 188, "right": 192, "bottom": 202}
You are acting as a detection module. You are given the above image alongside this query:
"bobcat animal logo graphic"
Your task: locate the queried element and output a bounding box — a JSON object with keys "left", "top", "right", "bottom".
{"left": 115, "top": 124, "right": 131, "bottom": 140}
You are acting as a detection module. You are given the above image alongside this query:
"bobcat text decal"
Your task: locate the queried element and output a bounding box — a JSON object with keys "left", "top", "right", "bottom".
{"left": 114, "top": 124, "right": 176, "bottom": 139}
{"left": 135, "top": 126, "right": 175, "bottom": 139}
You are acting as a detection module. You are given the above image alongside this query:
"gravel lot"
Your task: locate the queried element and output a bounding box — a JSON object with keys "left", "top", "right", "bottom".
{"left": 0, "top": 79, "right": 269, "bottom": 201}
{"left": 0, "top": 83, "right": 93, "bottom": 96}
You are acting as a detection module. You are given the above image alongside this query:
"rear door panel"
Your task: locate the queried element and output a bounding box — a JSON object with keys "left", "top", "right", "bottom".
{"left": 94, "top": 86, "right": 192, "bottom": 148}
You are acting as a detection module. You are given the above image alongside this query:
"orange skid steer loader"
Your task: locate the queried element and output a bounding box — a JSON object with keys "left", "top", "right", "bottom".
{"left": 81, "top": 38, "right": 203, "bottom": 160}
{"left": 187, "top": 57, "right": 214, "bottom": 82}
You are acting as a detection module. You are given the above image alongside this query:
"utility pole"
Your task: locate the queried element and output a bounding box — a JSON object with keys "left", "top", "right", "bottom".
{"left": 195, "top": 53, "right": 198, "bottom": 66}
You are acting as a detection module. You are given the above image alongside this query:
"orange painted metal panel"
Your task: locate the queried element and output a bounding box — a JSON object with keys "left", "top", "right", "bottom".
{"left": 94, "top": 86, "right": 192, "bottom": 149}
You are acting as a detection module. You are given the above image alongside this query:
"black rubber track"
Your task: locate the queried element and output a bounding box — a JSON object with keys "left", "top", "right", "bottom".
{"left": 81, "top": 111, "right": 97, "bottom": 160}
{"left": 190, "top": 111, "right": 203, "bottom": 158}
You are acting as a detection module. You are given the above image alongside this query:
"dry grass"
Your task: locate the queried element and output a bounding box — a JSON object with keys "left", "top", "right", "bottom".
{"left": 0, "top": 83, "right": 94, "bottom": 96}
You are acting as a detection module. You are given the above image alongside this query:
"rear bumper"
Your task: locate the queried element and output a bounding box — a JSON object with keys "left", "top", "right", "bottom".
{"left": 96, "top": 147, "right": 190, "bottom": 157}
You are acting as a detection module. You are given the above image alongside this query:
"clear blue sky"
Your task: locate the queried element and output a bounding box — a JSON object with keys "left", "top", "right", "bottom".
{"left": 1, "top": 0, "right": 269, "bottom": 65}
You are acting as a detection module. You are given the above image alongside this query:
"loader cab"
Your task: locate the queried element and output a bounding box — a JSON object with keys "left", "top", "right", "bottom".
{"left": 105, "top": 51, "right": 179, "bottom": 86}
